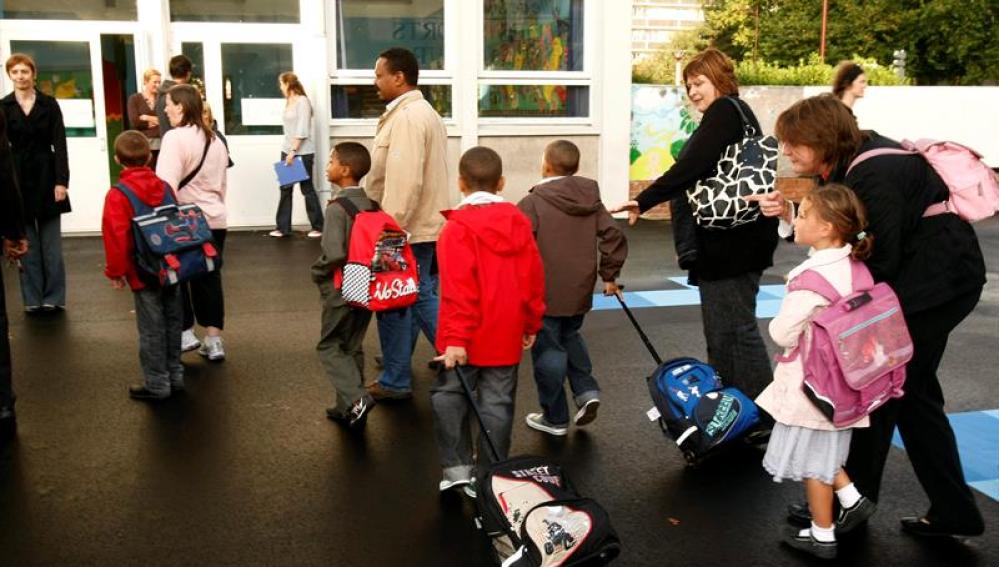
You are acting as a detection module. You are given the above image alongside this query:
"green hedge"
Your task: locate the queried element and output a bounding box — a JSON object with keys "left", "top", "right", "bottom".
{"left": 634, "top": 53, "right": 910, "bottom": 87}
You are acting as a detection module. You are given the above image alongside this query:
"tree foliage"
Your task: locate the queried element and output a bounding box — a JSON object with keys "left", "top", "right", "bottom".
{"left": 693, "top": 0, "right": 999, "bottom": 85}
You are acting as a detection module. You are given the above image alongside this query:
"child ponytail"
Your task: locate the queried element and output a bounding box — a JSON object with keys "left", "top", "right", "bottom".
{"left": 806, "top": 184, "right": 873, "bottom": 261}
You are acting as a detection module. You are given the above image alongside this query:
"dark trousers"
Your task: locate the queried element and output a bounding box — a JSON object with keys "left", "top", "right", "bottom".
{"left": 317, "top": 294, "right": 372, "bottom": 413}
{"left": 276, "top": 153, "right": 324, "bottom": 233}
{"left": 0, "top": 268, "right": 13, "bottom": 408}
{"left": 182, "top": 229, "right": 227, "bottom": 330}
{"left": 134, "top": 285, "right": 184, "bottom": 395}
{"left": 531, "top": 314, "right": 600, "bottom": 425}
{"left": 431, "top": 365, "right": 517, "bottom": 482}
{"left": 846, "top": 289, "right": 984, "bottom": 531}
{"left": 697, "top": 270, "right": 772, "bottom": 400}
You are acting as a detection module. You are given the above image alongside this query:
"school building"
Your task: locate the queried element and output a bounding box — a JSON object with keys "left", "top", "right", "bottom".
{"left": 0, "top": 0, "right": 633, "bottom": 233}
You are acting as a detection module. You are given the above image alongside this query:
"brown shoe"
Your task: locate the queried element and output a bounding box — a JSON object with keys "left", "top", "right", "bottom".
{"left": 365, "top": 382, "right": 413, "bottom": 401}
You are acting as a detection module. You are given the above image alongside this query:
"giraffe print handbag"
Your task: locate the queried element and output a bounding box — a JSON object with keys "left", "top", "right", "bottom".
{"left": 686, "top": 97, "right": 778, "bottom": 230}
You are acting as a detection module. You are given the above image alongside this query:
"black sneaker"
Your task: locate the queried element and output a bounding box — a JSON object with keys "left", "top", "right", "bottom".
{"left": 782, "top": 527, "right": 836, "bottom": 560}
{"left": 786, "top": 502, "right": 812, "bottom": 527}
{"left": 128, "top": 385, "right": 170, "bottom": 401}
{"left": 836, "top": 497, "right": 876, "bottom": 534}
{"left": 347, "top": 396, "right": 374, "bottom": 429}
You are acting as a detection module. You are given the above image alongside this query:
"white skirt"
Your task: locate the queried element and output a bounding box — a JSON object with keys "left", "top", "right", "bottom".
{"left": 762, "top": 423, "right": 852, "bottom": 485}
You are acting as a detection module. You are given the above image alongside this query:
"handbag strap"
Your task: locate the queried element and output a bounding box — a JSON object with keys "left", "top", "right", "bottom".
{"left": 724, "top": 96, "right": 757, "bottom": 138}
{"left": 178, "top": 135, "right": 212, "bottom": 190}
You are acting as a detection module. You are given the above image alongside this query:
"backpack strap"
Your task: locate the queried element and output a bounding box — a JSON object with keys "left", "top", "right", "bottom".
{"left": 178, "top": 136, "right": 212, "bottom": 190}
{"left": 334, "top": 196, "right": 379, "bottom": 218}
{"left": 116, "top": 181, "right": 176, "bottom": 216}
{"left": 846, "top": 147, "right": 916, "bottom": 177}
{"left": 848, "top": 259, "right": 875, "bottom": 291}
{"left": 786, "top": 268, "right": 842, "bottom": 304}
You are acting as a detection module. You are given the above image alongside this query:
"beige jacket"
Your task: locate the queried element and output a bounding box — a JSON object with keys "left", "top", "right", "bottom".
{"left": 366, "top": 90, "right": 450, "bottom": 243}
{"left": 756, "top": 245, "right": 869, "bottom": 431}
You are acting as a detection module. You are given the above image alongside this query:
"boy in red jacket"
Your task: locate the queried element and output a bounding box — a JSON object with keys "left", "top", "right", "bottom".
{"left": 102, "top": 131, "right": 184, "bottom": 401}
{"left": 432, "top": 146, "right": 545, "bottom": 496}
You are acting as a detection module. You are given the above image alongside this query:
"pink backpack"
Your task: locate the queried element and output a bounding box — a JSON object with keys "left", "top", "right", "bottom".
{"left": 848, "top": 139, "right": 999, "bottom": 223}
{"left": 777, "top": 260, "right": 913, "bottom": 428}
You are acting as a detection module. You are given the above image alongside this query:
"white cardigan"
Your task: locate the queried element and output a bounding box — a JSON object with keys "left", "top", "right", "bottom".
{"left": 756, "top": 245, "right": 870, "bottom": 431}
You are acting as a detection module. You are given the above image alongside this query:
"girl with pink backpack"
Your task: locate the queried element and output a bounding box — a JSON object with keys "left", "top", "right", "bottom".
{"left": 755, "top": 185, "right": 879, "bottom": 560}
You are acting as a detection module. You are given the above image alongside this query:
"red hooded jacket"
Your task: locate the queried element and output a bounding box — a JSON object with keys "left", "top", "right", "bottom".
{"left": 435, "top": 201, "right": 546, "bottom": 366}
{"left": 102, "top": 166, "right": 169, "bottom": 291}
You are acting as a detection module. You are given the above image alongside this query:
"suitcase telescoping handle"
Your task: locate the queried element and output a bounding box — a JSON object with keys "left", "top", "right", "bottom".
{"left": 614, "top": 285, "right": 663, "bottom": 366}
{"left": 453, "top": 365, "right": 502, "bottom": 463}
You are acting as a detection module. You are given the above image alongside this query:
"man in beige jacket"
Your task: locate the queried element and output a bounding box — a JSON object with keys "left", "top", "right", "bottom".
{"left": 366, "top": 47, "right": 450, "bottom": 400}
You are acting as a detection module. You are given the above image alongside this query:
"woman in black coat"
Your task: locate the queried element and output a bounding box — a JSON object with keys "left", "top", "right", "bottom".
{"left": 760, "top": 94, "right": 986, "bottom": 538}
{"left": 1, "top": 110, "right": 28, "bottom": 439}
{"left": 0, "top": 53, "right": 71, "bottom": 312}
{"left": 612, "top": 48, "right": 779, "bottom": 402}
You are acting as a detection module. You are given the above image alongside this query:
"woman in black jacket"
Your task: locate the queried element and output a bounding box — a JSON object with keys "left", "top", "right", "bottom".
{"left": 0, "top": 53, "right": 71, "bottom": 313}
{"left": 1, "top": 110, "right": 28, "bottom": 439}
{"left": 612, "top": 48, "right": 778, "bottom": 402}
{"left": 761, "top": 94, "right": 986, "bottom": 538}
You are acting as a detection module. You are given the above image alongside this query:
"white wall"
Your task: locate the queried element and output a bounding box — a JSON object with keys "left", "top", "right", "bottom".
{"left": 804, "top": 86, "right": 999, "bottom": 167}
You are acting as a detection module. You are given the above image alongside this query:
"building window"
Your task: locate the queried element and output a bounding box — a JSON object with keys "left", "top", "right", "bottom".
{"left": 335, "top": 0, "right": 445, "bottom": 71}
{"left": 10, "top": 40, "right": 96, "bottom": 137}
{"left": 331, "top": 0, "right": 450, "bottom": 124}
{"left": 478, "top": 84, "right": 587, "bottom": 118}
{"left": 331, "top": 84, "right": 451, "bottom": 119}
{"left": 483, "top": 0, "right": 584, "bottom": 72}
{"left": 171, "top": 0, "right": 299, "bottom": 23}
{"left": 221, "top": 43, "right": 293, "bottom": 135}
{"left": 0, "top": 0, "right": 136, "bottom": 20}
{"left": 479, "top": 0, "right": 590, "bottom": 120}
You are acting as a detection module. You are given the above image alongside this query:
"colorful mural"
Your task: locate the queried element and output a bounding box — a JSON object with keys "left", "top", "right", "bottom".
{"left": 630, "top": 85, "right": 697, "bottom": 181}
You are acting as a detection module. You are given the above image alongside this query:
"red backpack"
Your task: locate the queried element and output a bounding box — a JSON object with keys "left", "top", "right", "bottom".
{"left": 333, "top": 198, "right": 419, "bottom": 311}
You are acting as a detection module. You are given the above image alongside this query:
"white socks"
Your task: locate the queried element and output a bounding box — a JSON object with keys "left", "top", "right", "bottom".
{"left": 808, "top": 522, "right": 836, "bottom": 543}
{"left": 836, "top": 483, "right": 862, "bottom": 509}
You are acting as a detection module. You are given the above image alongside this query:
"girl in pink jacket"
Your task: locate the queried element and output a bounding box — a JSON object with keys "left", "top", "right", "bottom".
{"left": 756, "top": 185, "right": 875, "bottom": 560}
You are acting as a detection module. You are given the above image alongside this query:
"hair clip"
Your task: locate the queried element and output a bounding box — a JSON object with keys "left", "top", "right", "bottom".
{"left": 856, "top": 231, "right": 867, "bottom": 240}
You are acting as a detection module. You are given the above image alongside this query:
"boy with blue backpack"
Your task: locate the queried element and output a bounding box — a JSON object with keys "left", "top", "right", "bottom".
{"left": 101, "top": 131, "right": 185, "bottom": 401}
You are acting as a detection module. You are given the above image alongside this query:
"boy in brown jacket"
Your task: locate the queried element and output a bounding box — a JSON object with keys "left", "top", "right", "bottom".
{"left": 517, "top": 140, "right": 628, "bottom": 436}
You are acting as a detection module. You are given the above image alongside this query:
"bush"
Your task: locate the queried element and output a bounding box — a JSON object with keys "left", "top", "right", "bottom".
{"left": 634, "top": 52, "right": 910, "bottom": 87}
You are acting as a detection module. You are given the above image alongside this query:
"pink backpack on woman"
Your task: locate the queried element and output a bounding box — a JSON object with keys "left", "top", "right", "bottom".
{"left": 848, "top": 139, "right": 999, "bottom": 222}
{"left": 776, "top": 260, "right": 913, "bottom": 427}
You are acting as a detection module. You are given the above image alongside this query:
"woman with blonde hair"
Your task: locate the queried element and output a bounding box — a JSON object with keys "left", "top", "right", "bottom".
{"left": 127, "top": 68, "right": 163, "bottom": 166}
{"left": 270, "top": 71, "right": 323, "bottom": 238}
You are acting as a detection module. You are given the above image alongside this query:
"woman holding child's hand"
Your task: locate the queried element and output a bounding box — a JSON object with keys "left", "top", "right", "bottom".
{"left": 609, "top": 48, "right": 778, "bottom": 404}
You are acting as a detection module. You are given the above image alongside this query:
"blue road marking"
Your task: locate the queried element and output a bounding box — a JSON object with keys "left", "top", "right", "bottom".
{"left": 591, "top": 276, "right": 787, "bottom": 319}
{"left": 892, "top": 410, "right": 999, "bottom": 501}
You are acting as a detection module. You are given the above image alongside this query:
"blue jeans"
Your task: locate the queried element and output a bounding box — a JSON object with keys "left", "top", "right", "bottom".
{"left": 376, "top": 241, "right": 438, "bottom": 392}
{"left": 530, "top": 314, "right": 600, "bottom": 426}
{"left": 20, "top": 215, "right": 66, "bottom": 308}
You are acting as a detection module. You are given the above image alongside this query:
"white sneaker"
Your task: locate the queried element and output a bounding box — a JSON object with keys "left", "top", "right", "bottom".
{"left": 573, "top": 399, "right": 600, "bottom": 427}
{"left": 307, "top": 230, "right": 322, "bottom": 239}
{"left": 198, "top": 337, "right": 226, "bottom": 361}
{"left": 181, "top": 329, "right": 200, "bottom": 352}
{"left": 267, "top": 230, "right": 285, "bottom": 238}
{"left": 439, "top": 477, "right": 472, "bottom": 492}
{"left": 525, "top": 413, "right": 568, "bottom": 436}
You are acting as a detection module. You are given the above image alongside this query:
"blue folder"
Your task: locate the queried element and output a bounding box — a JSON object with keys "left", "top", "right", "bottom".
{"left": 274, "top": 157, "right": 310, "bottom": 186}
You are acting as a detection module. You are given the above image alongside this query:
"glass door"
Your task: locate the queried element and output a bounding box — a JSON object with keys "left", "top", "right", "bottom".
{"left": 1, "top": 30, "right": 139, "bottom": 232}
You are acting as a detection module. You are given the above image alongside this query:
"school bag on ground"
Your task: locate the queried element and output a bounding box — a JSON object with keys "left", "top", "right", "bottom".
{"left": 847, "top": 139, "right": 999, "bottom": 222}
{"left": 452, "top": 367, "right": 621, "bottom": 567}
{"left": 778, "top": 259, "right": 912, "bottom": 428}
{"left": 333, "top": 198, "right": 419, "bottom": 311}
{"left": 115, "top": 181, "right": 220, "bottom": 287}
{"left": 614, "top": 293, "right": 760, "bottom": 465}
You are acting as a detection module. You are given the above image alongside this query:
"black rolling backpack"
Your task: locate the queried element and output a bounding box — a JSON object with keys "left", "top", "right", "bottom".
{"left": 615, "top": 293, "right": 761, "bottom": 465}
{"left": 452, "top": 367, "right": 621, "bottom": 567}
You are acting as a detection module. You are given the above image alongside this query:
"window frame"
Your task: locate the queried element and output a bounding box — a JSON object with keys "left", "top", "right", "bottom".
{"left": 328, "top": 0, "right": 457, "bottom": 134}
